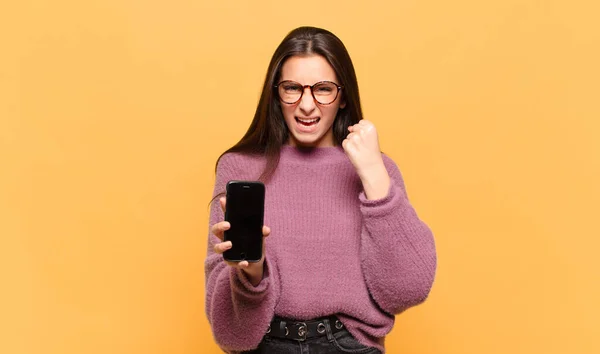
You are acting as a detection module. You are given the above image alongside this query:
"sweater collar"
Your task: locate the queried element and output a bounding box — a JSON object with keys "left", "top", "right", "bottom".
{"left": 279, "top": 144, "right": 347, "bottom": 165}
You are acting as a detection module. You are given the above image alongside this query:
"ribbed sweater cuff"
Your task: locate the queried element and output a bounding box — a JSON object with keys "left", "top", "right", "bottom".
{"left": 230, "top": 258, "right": 271, "bottom": 300}
{"left": 358, "top": 180, "right": 409, "bottom": 217}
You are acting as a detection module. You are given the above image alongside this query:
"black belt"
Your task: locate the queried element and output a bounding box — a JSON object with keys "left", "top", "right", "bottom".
{"left": 266, "top": 315, "right": 345, "bottom": 341}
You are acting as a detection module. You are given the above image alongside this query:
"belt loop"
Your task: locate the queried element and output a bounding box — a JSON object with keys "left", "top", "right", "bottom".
{"left": 279, "top": 320, "right": 287, "bottom": 337}
{"left": 323, "top": 318, "right": 334, "bottom": 342}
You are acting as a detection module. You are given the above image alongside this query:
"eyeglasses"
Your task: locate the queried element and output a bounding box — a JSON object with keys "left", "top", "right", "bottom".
{"left": 274, "top": 80, "right": 343, "bottom": 105}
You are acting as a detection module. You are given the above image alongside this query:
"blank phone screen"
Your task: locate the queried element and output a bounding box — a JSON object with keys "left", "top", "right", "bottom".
{"left": 223, "top": 181, "right": 265, "bottom": 262}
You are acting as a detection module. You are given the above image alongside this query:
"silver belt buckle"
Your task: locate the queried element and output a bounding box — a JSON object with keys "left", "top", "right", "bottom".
{"left": 296, "top": 322, "right": 307, "bottom": 341}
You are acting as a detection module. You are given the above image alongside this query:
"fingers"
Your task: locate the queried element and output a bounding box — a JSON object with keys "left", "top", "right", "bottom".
{"left": 216, "top": 224, "right": 271, "bottom": 272}
{"left": 211, "top": 221, "right": 230, "bottom": 241}
{"left": 213, "top": 223, "right": 269, "bottom": 243}
{"left": 215, "top": 242, "right": 254, "bottom": 270}
{"left": 224, "top": 260, "right": 250, "bottom": 268}
{"left": 214, "top": 224, "right": 271, "bottom": 256}
{"left": 341, "top": 137, "right": 353, "bottom": 152}
{"left": 343, "top": 123, "right": 367, "bottom": 155}
{"left": 219, "top": 197, "right": 226, "bottom": 213}
{"left": 347, "top": 124, "right": 364, "bottom": 136}
{"left": 214, "top": 241, "right": 252, "bottom": 270}
{"left": 348, "top": 120, "right": 373, "bottom": 131}
{"left": 345, "top": 131, "right": 360, "bottom": 146}
{"left": 346, "top": 120, "right": 376, "bottom": 145}
{"left": 213, "top": 240, "right": 232, "bottom": 254}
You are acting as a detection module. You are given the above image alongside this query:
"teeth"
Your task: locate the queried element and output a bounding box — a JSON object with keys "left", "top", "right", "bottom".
{"left": 297, "top": 117, "right": 319, "bottom": 123}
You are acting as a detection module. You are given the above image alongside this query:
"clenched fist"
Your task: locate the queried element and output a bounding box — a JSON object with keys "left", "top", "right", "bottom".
{"left": 342, "top": 120, "right": 383, "bottom": 174}
{"left": 342, "top": 120, "right": 391, "bottom": 200}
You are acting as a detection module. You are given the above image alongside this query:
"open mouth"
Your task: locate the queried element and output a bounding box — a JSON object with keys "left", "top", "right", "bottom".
{"left": 296, "top": 117, "right": 320, "bottom": 126}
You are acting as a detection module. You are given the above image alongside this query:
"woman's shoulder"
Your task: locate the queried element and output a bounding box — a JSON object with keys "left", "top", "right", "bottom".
{"left": 216, "top": 150, "right": 267, "bottom": 180}
{"left": 217, "top": 150, "right": 265, "bottom": 167}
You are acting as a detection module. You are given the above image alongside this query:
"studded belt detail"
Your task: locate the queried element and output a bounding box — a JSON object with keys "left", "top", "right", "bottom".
{"left": 265, "top": 315, "right": 345, "bottom": 341}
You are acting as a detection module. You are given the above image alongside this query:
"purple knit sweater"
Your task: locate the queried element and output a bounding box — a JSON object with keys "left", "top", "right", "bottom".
{"left": 204, "top": 145, "right": 436, "bottom": 353}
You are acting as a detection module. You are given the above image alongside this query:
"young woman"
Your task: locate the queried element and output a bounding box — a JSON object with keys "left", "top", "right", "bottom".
{"left": 205, "top": 26, "right": 437, "bottom": 354}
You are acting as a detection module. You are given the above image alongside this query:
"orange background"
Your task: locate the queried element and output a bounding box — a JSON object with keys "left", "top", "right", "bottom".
{"left": 1, "top": 1, "right": 599, "bottom": 353}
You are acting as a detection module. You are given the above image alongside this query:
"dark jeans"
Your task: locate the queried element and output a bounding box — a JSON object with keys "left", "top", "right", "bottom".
{"left": 244, "top": 323, "right": 381, "bottom": 354}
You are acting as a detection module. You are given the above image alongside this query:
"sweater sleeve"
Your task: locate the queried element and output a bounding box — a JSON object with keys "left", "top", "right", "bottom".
{"left": 359, "top": 155, "right": 437, "bottom": 315}
{"left": 204, "top": 154, "right": 279, "bottom": 353}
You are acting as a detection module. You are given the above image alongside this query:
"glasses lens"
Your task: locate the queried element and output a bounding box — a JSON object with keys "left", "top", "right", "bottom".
{"left": 278, "top": 81, "right": 303, "bottom": 103}
{"left": 313, "top": 82, "right": 338, "bottom": 104}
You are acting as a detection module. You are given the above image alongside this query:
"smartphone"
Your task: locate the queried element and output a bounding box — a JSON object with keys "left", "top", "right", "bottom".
{"left": 223, "top": 180, "right": 265, "bottom": 262}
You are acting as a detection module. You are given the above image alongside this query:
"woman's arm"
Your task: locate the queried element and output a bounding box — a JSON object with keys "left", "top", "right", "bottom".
{"left": 358, "top": 155, "right": 437, "bottom": 315}
{"left": 204, "top": 154, "right": 280, "bottom": 352}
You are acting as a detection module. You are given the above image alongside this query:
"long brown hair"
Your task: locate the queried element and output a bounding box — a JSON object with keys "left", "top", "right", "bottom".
{"left": 215, "top": 26, "right": 364, "bottom": 184}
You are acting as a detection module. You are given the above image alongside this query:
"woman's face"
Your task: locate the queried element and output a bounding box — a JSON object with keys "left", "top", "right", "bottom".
{"left": 278, "top": 55, "right": 345, "bottom": 148}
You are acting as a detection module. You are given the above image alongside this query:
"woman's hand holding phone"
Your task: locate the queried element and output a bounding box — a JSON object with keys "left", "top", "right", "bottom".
{"left": 211, "top": 197, "right": 271, "bottom": 286}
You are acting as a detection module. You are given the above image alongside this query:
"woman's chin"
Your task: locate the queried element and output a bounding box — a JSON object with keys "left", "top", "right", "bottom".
{"left": 288, "top": 133, "right": 335, "bottom": 148}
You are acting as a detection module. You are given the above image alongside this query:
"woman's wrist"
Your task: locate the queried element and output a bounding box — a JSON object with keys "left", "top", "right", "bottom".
{"left": 242, "top": 264, "right": 264, "bottom": 286}
{"left": 359, "top": 162, "right": 391, "bottom": 200}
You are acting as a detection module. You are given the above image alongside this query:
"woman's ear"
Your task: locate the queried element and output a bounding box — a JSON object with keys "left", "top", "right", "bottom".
{"left": 340, "top": 99, "right": 347, "bottom": 109}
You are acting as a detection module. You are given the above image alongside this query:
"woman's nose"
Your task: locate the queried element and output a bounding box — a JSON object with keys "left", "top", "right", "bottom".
{"left": 298, "top": 86, "right": 316, "bottom": 113}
